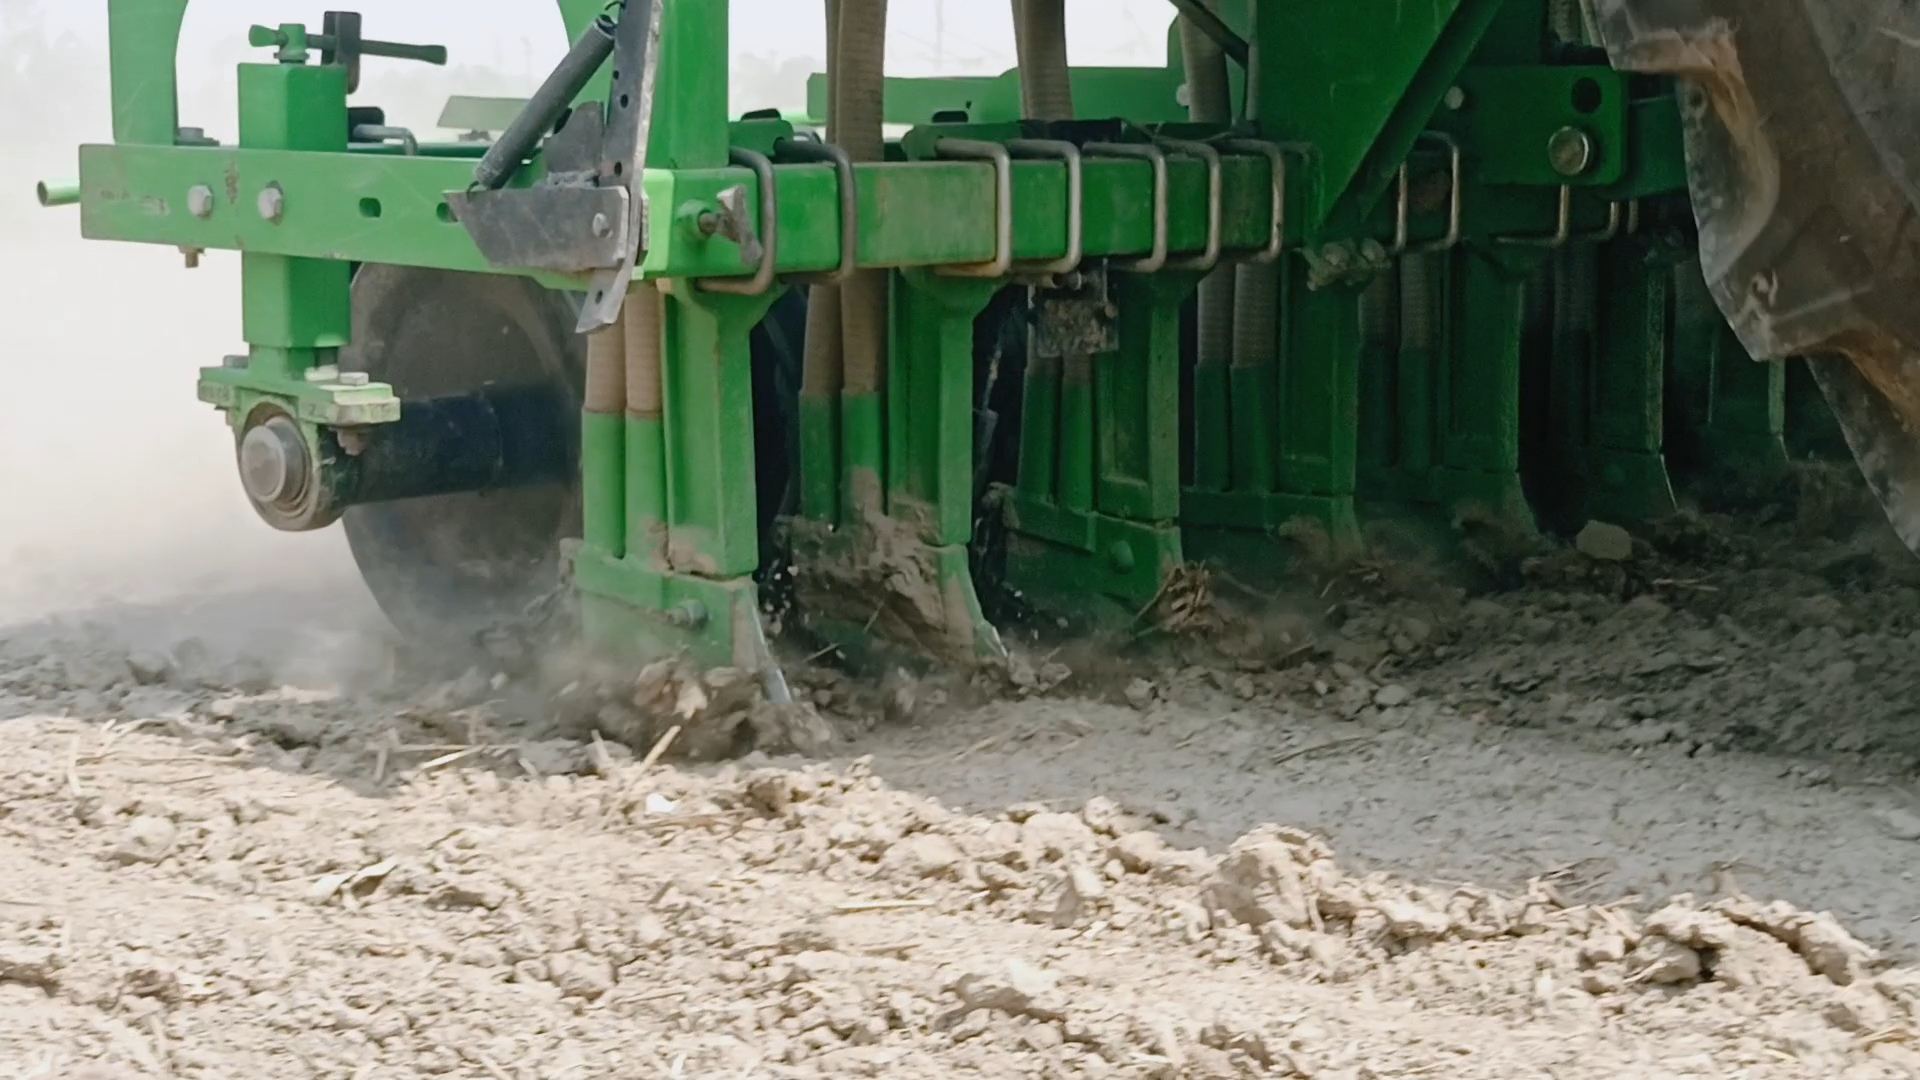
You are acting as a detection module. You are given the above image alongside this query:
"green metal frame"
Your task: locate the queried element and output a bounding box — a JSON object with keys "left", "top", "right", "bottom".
{"left": 61, "top": 0, "right": 1727, "bottom": 675}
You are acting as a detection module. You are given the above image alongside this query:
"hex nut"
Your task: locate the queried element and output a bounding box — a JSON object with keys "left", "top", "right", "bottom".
{"left": 257, "top": 185, "right": 286, "bottom": 223}
{"left": 187, "top": 185, "right": 215, "bottom": 219}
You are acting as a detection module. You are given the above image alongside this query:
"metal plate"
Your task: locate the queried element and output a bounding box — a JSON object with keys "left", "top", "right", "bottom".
{"left": 1033, "top": 267, "right": 1119, "bottom": 359}
{"left": 445, "top": 185, "right": 629, "bottom": 272}
{"left": 577, "top": 0, "right": 664, "bottom": 333}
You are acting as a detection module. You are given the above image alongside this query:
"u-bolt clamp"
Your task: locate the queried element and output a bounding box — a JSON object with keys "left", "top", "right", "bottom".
{"left": 772, "top": 137, "right": 856, "bottom": 286}
{"left": 933, "top": 139, "right": 1014, "bottom": 279}
{"left": 1153, "top": 138, "right": 1223, "bottom": 273}
{"left": 1004, "top": 139, "right": 1084, "bottom": 279}
{"left": 1211, "top": 138, "right": 1301, "bottom": 265}
{"left": 1083, "top": 142, "right": 1169, "bottom": 274}
{"left": 698, "top": 147, "right": 780, "bottom": 296}
{"left": 1494, "top": 186, "right": 1626, "bottom": 250}
{"left": 1392, "top": 132, "right": 1463, "bottom": 256}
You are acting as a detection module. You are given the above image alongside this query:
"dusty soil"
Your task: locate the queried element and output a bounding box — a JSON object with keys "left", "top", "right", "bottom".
{"left": 6, "top": 486, "right": 1920, "bottom": 1078}
{"left": 8, "top": 203, "right": 1920, "bottom": 1080}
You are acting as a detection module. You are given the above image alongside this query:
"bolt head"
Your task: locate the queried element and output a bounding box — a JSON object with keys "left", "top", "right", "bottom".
{"left": 336, "top": 371, "right": 371, "bottom": 388}
{"left": 591, "top": 212, "right": 612, "bottom": 238}
{"left": 1443, "top": 86, "right": 1468, "bottom": 111}
{"left": 1547, "top": 127, "right": 1595, "bottom": 178}
{"left": 187, "top": 185, "right": 215, "bottom": 219}
{"left": 256, "top": 185, "right": 285, "bottom": 222}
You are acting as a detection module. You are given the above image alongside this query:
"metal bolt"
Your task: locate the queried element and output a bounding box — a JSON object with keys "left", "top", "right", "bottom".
{"left": 238, "top": 416, "right": 311, "bottom": 508}
{"left": 1547, "top": 127, "right": 1595, "bottom": 178}
{"left": 257, "top": 184, "right": 285, "bottom": 223}
{"left": 187, "top": 185, "right": 215, "bottom": 219}
{"left": 1443, "top": 86, "right": 1468, "bottom": 111}
{"left": 591, "top": 212, "right": 612, "bottom": 238}
{"left": 180, "top": 247, "right": 203, "bottom": 269}
{"left": 1108, "top": 541, "right": 1136, "bottom": 573}
{"left": 666, "top": 600, "right": 709, "bottom": 630}
{"left": 337, "top": 371, "right": 371, "bottom": 387}
{"left": 1321, "top": 244, "right": 1352, "bottom": 271}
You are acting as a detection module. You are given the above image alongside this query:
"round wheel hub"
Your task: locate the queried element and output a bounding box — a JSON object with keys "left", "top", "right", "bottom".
{"left": 238, "top": 416, "right": 311, "bottom": 508}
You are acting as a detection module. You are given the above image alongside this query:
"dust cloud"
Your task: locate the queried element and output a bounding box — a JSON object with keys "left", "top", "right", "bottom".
{"left": 1, "top": 53, "right": 371, "bottom": 674}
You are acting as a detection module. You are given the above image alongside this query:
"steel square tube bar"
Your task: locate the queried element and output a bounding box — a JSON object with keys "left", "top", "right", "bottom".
{"left": 76, "top": 146, "right": 1278, "bottom": 282}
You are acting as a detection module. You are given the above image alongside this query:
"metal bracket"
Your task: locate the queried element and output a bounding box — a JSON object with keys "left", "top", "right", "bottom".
{"left": 578, "top": 0, "right": 665, "bottom": 333}
{"left": 447, "top": 185, "right": 632, "bottom": 273}
{"left": 1084, "top": 142, "right": 1169, "bottom": 274}
{"left": 1495, "top": 185, "right": 1573, "bottom": 249}
{"left": 1214, "top": 139, "right": 1294, "bottom": 265}
{"left": 773, "top": 137, "right": 856, "bottom": 286}
{"left": 1393, "top": 132, "right": 1463, "bottom": 255}
{"left": 933, "top": 139, "right": 1014, "bottom": 279}
{"left": 1492, "top": 187, "right": 1626, "bottom": 250}
{"left": 1005, "top": 139, "right": 1084, "bottom": 279}
{"left": 1575, "top": 200, "right": 1625, "bottom": 243}
{"left": 1155, "top": 138, "right": 1223, "bottom": 273}
{"left": 1033, "top": 265, "right": 1120, "bottom": 359}
{"left": 698, "top": 148, "right": 779, "bottom": 296}
{"left": 444, "top": 103, "right": 629, "bottom": 273}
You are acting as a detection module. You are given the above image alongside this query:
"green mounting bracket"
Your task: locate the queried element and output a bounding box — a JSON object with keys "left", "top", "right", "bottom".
{"left": 1005, "top": 271, "right": 1197, "bottom": 611}
{"left": 1429, "top": 66, "right": 1629, "bottom": 188}
{"left": 196, "top": 361, "right": 399, "bottom": 428}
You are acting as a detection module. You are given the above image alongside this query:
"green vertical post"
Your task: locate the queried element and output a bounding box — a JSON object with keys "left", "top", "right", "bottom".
{"left": 1432, "top": 248, "right": 1533, "bottom": 523}
{"left": 659, "top": 288, "right": 771, "bottom": 577}
{"left": 1396, "top": 253, "right": 1441, "bottom": 479}
{"left": 1357, "top": 270, "right": 1399, "bottom": 475}
{"left": 236, "top": 63, "right": 351, "bottom": 372}
{"left": 874, "top": 269, "right": 1005, "bottom": 660}
{"left": 582, "top": 412, "right": 626, "bottom": 553}
{"left": 107, "top": 0, "right": 190, "bottom": 145}
{"left": 1586, "top": 240, "right": 1677, "bottom": 521}
{"left": 889, "top": 271, "right": 998, "bottom": 545}
{"left": 1713, "top": 327, "right": 1791, "bottom": 467}
{"left": 1191, "top": 363, "right": 1232, "bottom": 492}
{"left": 645, "top": 0, "right": 750, "bottom": 576}
{"left": 626, "top": 289, "right": 670, "bottom": 563}
{"left": 1671, "top": 258, "right": 1792, "bottom": 481}
{"left": 1100, "top": 273, "right": 1192, "bottom": 521}
{"left": 1016, "top": 345, "right": 1062, "bottom": 503}
{"left": 1003, "top": 274, "right": 1194, "bottom": 611}
{"left": 1059, "top": 353, "right": 1097, "bottom": 513}
{"left": 798, "top": 393, "right": 842, "bottom": 523}
{"left": 1275, "top": 259, "right": 1363, "bottom": 543}
{"left": 1226, "top": 264, "right": 1281, "bottom": 496}
{"left": 574, "top": 0, "right": 787, "bottom": 674}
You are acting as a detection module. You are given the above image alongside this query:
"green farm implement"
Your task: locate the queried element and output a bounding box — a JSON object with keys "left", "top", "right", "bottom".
{"left": 40, "top": 0, "right": 1920, "bottom": 690}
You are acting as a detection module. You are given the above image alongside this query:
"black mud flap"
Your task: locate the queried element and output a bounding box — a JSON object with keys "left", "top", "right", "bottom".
{"left": 1589, "top": 0, "right": 1920, "bottom": 550}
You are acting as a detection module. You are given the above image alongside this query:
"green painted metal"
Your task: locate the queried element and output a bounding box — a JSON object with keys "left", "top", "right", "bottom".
{"left": 1005, "top": 272, "right": 1195, "bottom": 610}
{"left": 60, "top": 0, "right": 1791, "bottom": 682}
{"left": 1258, "top": 0, "right": 1510, "bottom": 238}
{"left": 792, "top": 268, "right": 1005, "bottom": 663}
{"left": 1428, "top": 66, "right": 1629, "bottom": 187}
{"left": 35, "top": 180, "right": 81, "bottom": 207}
{"left": 1669, "top": 258, "right": 1794, "bottom": 487}
{"left": 194, "top": 61, "right": 399, "bottom": 448}
{"left": 77, "top": 149, "right": 1278, "bottom": 283}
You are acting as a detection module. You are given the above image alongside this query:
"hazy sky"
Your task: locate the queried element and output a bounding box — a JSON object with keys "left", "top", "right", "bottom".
{"left": 28, "top": 1, "right": 1179, "bottom": 142}
{"left": 47, "top": 1, "right": 1179, "bottom": 79}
